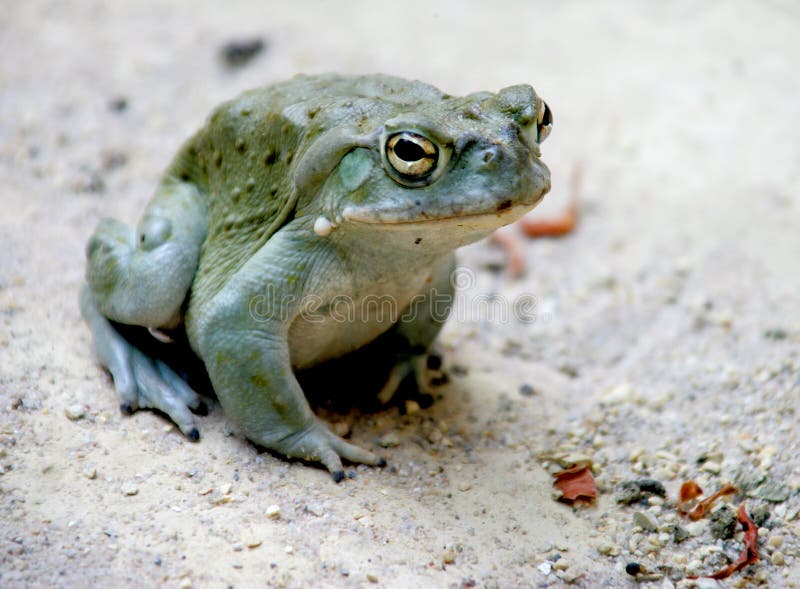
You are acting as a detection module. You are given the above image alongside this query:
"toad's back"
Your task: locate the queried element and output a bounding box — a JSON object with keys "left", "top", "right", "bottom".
{"left": 169, "top": 74, "right": 448, "bottom": 304}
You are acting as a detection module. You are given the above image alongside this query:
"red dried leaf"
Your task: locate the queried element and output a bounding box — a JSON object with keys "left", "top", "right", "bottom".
{"left": 696, "top": 505, "right": 759, "bottom": 580}
{"left": 679, "top": 480, "right": 703, "bottom": 503}
{"left": 678, "top": 481, "right": 738, "bottom": 520}
{"left": 553, "top": 464, "right": 596, "bottom": 504}
{"left": 689, "top": 483, "right": 738, "bottom": 520}
{"left": 520, "top": 199, "right": 580, "bottom": 238}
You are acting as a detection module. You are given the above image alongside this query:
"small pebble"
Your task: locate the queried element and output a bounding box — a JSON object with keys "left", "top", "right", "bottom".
{"left": 404, "top": 400, "right": 420, "bottom": 415}
{"left": 552, "top": 558, "right": 570, "bottom": 571}
{"left": 749, "top": 504, "right": 770, "bottom": 526}
{"left": 65, "top": 404, "right": 85, "bottom": 421}
{"left": 220, "top": 483, "right": 232, "bottom": 495}
{"left": 121, "top": 483, "right": 139, "bottom": 496}
{"left": 616, "top": 481, "right": 642, "bottom": 505}
{"left": 366, "top": 573, "right": 378, "bottom": 583}
{"left": 442, "top": 549, "right": 456, "bottom": 564}
{"left": 625, "top": 562, "right": 642, "bottom": 576}
{"left": 771, "top": 551, "right": 786, "bottom": 566}
{"left": 537, "top": 561, "right": 552, "bottom": 575}
{"left": 767, "top": 535, "right": 784, "bottom": 549}
{"left": 597, "top": 542, "right": 620, "bottom": 556}
{"left": 636, "top": 479, "right": 667, "bottom": 497}
{"left": 709, "top": 505, "right": 737, "bottom": 539}
{"left": 670, "top": 525, "right": 690, "bottom": 543}
{"left": 700, "top": 461, "right": 721, "bottom": 474}
{"left": 220, "top": 38, "right": 266, "bottom": 68}
{"left": 685, "top": 521, "right": 707, "bottom": 537}
{"left": 265, "top": 505, "right": 281, "bottom": 519}
{"left": 179, "top": 579, "right": 192, "bottom": 589}
{"left": 756, "top": 479, "right": 791, "bottom": 503}
{"left": 378, "top": 432, "right": 401, "bottom": 448}
{"left": 633, "top": 511, "right": 659, "bottom": 532}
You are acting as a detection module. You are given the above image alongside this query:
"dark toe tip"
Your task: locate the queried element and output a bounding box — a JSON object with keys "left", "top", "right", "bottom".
{"left": 377, "top": 457, "right": 388, "bottom": 468}
{"left": 193, "top": 401, "right": 209, "bottom": 416}
{"left": 187, "top": 428, "right": 200, "bottom": 442}
{"left": 332, "top": 470, "right": 345, "bottom": 483}
{"left": 120, "top": 402, "right": 134, "bottom": 416}
{"left": 426, "top": 353, "right": 443, "bottom": 371}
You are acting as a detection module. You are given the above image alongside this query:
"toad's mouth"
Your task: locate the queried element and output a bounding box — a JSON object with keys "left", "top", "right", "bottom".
{"left": 341, "top": 193, "right": 545, "bottom": 228}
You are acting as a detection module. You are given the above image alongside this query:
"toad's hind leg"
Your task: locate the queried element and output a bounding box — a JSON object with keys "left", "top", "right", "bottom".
{"left": 80, "top": 179, "right": 208, "bottom": 437}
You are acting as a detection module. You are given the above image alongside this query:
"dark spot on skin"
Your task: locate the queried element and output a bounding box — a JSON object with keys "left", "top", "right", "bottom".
{"left": 187, "top": 428, "right": 200, "bottom": 442}
{"left": 497, "top": 199, "right": 512, "bottom": 211}
{"left": 235, "top": 139, "right": 247, "bottom": 154}
{"left": 285, "top": 151, "right": 294, "bottom": 165}
{"left": 264, "top": 150, "right": 277, "bottom": 166}
{"left": 462, "top": 105, "right": 481, "bottom": 120}
{"left": 179, "top": 172, "right": 190, "bottom": 181}
{"left": 270, "top": 187, "right": 278, "bottom": 197}
{"left": 414, "top": 237, "right": 422, "bottom": 245}
{"left": 414, "top": 199, "right": 422, "bottom": 207}
{"left": 213, "top": 151, "right": 223, "bottom": 167}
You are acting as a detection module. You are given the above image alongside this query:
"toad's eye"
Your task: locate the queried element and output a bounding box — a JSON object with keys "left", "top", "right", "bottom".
{"left": 385, "top": 132, "right": 438, "bottom": 178}
{"left": 537, "top": 100, "right": 553, "bottom": 143}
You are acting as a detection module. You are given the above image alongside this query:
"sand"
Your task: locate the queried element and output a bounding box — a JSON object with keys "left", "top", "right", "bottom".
{"left": 1, "top": 1, "right": 799, "bottom": 587}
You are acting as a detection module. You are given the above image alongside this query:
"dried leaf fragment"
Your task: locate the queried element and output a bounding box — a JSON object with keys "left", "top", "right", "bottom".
{"left": 679, "top": 480, "right": 703, "bottom": 503}
{"left": 678, "top": 481, "right": 738, "bottom": 520}
{"left": 553, "top": 464, "right": 597, "bottom": 504}
{"left": 693, "top": 504, "right": 759, "bottom": 580}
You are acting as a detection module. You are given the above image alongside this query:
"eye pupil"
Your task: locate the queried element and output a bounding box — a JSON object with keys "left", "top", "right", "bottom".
{"left": 383, "top": 131, "right": 441, "bottom": 185}
{"left": 393, "top": 138, "right": 426, "bottom": 162}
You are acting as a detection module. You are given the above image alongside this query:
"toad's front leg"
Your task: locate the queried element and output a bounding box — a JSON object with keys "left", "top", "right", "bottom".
{"left": 191, "top": 283, "right": 385, "bottom": 482}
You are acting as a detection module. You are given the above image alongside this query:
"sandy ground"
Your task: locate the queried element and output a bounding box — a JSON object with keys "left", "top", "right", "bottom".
{"left": 2, "top": 1, "right": 800, "bottom": 587}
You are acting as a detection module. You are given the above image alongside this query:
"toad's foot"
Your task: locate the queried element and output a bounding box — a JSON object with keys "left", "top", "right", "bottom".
{"left": 80, "top": 285, "right": 207, "bottom": 440}
{"left": 376, "top": 352, "right": 446, "bottom": 405}
{"left": 277, "top": 418, "right": 387, "bottom": 483}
